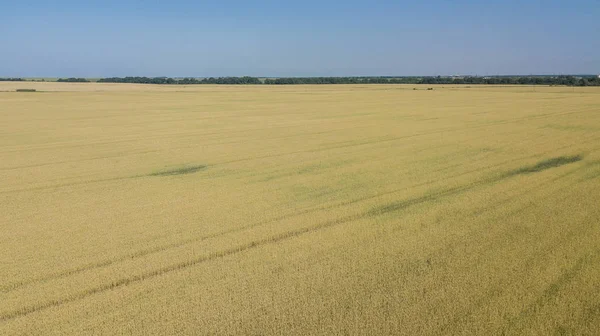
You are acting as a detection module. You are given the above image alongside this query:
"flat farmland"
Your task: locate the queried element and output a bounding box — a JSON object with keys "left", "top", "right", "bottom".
{"left": 1, "top": 83, "right": 599, "bottom": 335}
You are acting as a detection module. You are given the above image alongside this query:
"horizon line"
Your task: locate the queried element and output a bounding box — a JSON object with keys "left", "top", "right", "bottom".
{"left": 4, "top": 73, "right": 599, "bottom": 79}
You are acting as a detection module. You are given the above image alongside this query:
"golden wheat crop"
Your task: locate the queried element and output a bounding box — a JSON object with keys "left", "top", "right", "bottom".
{"left": 1, "top": 83, "right": 599, "bottom": 335}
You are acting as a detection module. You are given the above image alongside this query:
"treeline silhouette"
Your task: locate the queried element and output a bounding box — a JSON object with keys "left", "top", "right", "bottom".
{"left": 418, "top": 75, "right": 600, "bottom": 86}
{"left": 97, "top": 75, "right": 600, "bottom": 86}
{"left": 57, "top": 78, "right": 90, "bottom": 82}
{"left": 264, "top": 76, "right": 600, "bottom": 86}
{"left": 0, "top": 78, "right": 25, "bottom": 81}
{"left": 263, "top": 77, "right": 421, "bottom": 84}
{"left": 1, "top": 76, "right": 599, "bottom": 86}
{"left": 97, "top": 76, "right": 261, "bottom": 84}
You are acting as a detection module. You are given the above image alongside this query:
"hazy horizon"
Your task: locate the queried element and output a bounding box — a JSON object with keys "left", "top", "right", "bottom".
{"left": 5, "top": 73, "right": 600, "bottom": 79}
{"left": 2, "top": 1, "right": 599, "bottom": 77}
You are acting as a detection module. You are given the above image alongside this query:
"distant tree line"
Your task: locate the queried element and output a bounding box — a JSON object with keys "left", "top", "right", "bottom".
{"left": 263, "top": 77, "right": 422, "bottom": 84}
{"left": 0, "top": 78, "right": 25, "bottom": 81}
{"left": 97, "top": 75, "right": 600, "bottom": 86}
{"left": 265, "top": 75, "right": 600, "bottom": 86}
{"left": 417, "top": 75, "right": 600, "bottom": 86}
{"left": 57, "top": 78, "right": 90, "bottom": 82}
{"left": 97, "top": 76, "right": 261, "bottom": 84}
{"left": 2, "top": 76, "right": 599, "bottom": 86}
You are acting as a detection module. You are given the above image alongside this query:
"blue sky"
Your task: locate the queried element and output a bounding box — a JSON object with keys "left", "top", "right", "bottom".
{"left": 1, "top": 1, "right": 599, "bottom": 77}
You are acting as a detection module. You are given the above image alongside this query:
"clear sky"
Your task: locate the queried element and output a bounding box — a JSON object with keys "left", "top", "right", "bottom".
{"left": 1, "top": 0, "right": 599, "bottom": 77}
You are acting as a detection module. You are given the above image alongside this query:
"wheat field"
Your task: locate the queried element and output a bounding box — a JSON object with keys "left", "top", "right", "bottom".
{"left": 1, "top": 83, "right": 599, "bottom": 335}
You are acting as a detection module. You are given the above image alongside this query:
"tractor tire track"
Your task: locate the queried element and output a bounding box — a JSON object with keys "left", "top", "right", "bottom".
{"left": 2, "top": 144, "right": 592, "bottom": 293}
{"left": 0, "top": 152, "right": 587, "bottom": 321}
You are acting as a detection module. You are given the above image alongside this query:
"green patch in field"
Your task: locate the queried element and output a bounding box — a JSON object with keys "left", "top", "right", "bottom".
{"left": 584, "top": 303, "right": 600, "bottom": 322}
{"left": 578, "top": 160, "right": 600, "bottom": 181}
{"left": 511, "top": 155, "right": 583, "bottom": 175}
{"left": 478, "top": 147, "right": 499, "bottom": 153}
{"left": 296, "top": 163, "right": 328, "bottom": 175}
{"left": 257, "top": 159, "right": 355, "bottom": 183}
{"left": 367, "top": 187, "right": 464, "bottom": 217}
{"left": 555, "top": 325, "right": 573, "bottom": 336}
{"left": 367, "top": 155, "right": 584, "bottom": 218}
{"left": 149, "top": 164, "right": 207, "bottom": 177}
{"left": 290, "top": 184, "right": 337, "bottom": 202}
{"left": 543, "top": 124, "right": 597, "bottom": 131}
